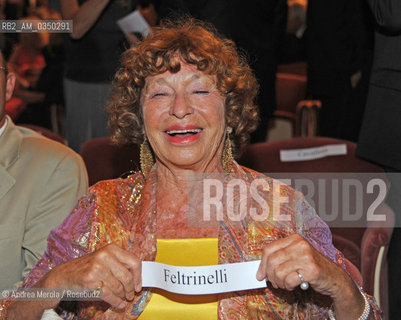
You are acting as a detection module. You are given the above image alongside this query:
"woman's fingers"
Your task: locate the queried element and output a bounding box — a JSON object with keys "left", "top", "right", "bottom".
{"left": 257, "top": 233, "right": 354, "bottom": 299}
{"left": 257, "top": 234, "right": 328, "bottom": 291}
{"left": 94, "top": 245, "right": 142, "bottom": 302}
{"left": 50, "top": 243, "right": 142, "bottom": 307}
{"left": 271, "top": 259, "right": 307, "bottom": 291}
{"left": 82, "top": 244, "right": 142, "bottom": 307}
{"left": 283, "top": 271, "right": 302, "bottom": 291}
{"left": 257, "top": 235, "right": 298, "bottom": 281}
{"left": 100, "top": 264, "right": 128, "bottom": 301}
{"left": 101, "top": 285, "right": 127, "bottom": 309}
{"left": 107, "top": 245, "right": 142, "bottom": 298}
{"left": 257, "top": 234, "right": 302, "bottom": 283}
{"left": 256, "top": 257, "right": 267, "bottom": 281}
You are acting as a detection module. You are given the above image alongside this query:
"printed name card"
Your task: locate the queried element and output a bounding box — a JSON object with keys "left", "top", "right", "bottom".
{"left": 280, "top": 144, "right": 347, "bottom": 162}
{"left": 142, "top": 260, "right": 266, "bottom": 295}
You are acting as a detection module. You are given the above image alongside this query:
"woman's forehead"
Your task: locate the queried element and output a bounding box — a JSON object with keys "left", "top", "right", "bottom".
{"left": 144, "top": 62, "right": 216, "bottom": 86}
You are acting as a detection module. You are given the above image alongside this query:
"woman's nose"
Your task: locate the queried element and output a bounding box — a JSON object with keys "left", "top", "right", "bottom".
{"left": 169, "top": 93, "right": 193, "bottom": 118}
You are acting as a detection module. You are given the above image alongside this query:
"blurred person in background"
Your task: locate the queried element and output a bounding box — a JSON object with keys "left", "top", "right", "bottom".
{"left": 306, "top": 0, "right": 374, "bottom": 142}
{"left": 278, "top": 0, "right": 307, "bottom": 64}
{"left": 5, "top": 12, "right": 65, "bottom": 132}
{"left": 6, "top": 16, "right": 48, "bottom": 126}
{"left": 60, "top": 0, "right": 157, "bottom": 152}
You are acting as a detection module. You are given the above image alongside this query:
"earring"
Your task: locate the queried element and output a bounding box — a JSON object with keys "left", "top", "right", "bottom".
{"left": 222, "top": 132, "right": 234, "bottom": 173}
{"left": 140, "top": 137, "right": 153, "bottom": 178}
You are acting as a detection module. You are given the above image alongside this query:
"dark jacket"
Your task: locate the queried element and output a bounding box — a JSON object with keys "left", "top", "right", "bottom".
{"left": 356, "top": 0, "right": 401, "bottom": 170}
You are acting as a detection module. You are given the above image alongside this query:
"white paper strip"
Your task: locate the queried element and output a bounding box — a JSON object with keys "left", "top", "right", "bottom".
{"left": 280, "top": 144, "right": 347, "bottom": 162}
{"left": 41, "top": 309, "right": 62, "bottom": 320}
{"left": 117, "top": 10, "right": 150, "bottom": 37}
{"left": 142, "top": 260, "right": 266, "bottom": 295}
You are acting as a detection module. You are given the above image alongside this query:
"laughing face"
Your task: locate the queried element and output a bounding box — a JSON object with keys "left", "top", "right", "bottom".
{"left": 141, "top": 62, "right": 226, "bottom": 173}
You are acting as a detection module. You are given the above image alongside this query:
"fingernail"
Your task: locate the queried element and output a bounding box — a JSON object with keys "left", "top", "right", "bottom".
{"left": 256, "top": 270, "right": 263, "bottom": 280}
{"left": 118, "top": 301, "right": 127, "bottom": 309}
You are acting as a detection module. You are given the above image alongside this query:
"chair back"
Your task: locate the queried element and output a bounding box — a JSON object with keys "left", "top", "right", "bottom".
{"left": 274, "top": 73, "right": 321, "bottom": 137}
{"left": 19, "top": 124, "right": 66, "bottom": 145}
{"left": 275, "top": 73, "right": 307, "bottom": 120}
{"left": 80, "top": 137, "right": 140, "bottom": 186}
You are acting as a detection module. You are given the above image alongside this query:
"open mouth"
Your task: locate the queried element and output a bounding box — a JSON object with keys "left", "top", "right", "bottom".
{"left": 165, "top": 129, "right": 203, "bottom": 137}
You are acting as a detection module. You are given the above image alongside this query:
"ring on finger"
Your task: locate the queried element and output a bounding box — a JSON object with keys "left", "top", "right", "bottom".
{"left": 297, "top": 272, "right": 309, "bottom": 290}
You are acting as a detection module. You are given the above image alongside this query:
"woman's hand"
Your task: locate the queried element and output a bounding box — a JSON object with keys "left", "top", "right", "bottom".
{"left": 44, "top": 243, "right": 142, "bottom": 309}
{"left": 256, "top": 234, "right": 345, "bottom": 295}
{"left": 256, "top": 234, "right": 369, "bottom": 320}
{"left": 6, "top": 244, "right": 142, "bottom": 320}
{"left": 124, "top": 32, "right": 140, "bottom": 47}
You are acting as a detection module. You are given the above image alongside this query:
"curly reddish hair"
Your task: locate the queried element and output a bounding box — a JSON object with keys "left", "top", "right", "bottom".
{"left": 107, "top": 18, "right": 259, "bottom": 156}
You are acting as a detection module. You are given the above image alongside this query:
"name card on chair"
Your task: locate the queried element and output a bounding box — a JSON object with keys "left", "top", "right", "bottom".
{"left": 280, "top": 144, "right": 347, "bottom": 162}
{"left": 142, "top": 260, "right": 266, "bottom": 295}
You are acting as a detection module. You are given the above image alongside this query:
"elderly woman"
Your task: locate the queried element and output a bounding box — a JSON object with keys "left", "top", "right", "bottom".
{"left": 2, "top": 19, "right": 381, "bottom": 320}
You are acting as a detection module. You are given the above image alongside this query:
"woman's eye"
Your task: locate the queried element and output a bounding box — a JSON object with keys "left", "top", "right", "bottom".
{"left": 193, "top": 90, "right": 209, "bottom": 95}
{"left": 152, "top": 92, "right": 167, "bottom": 98}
